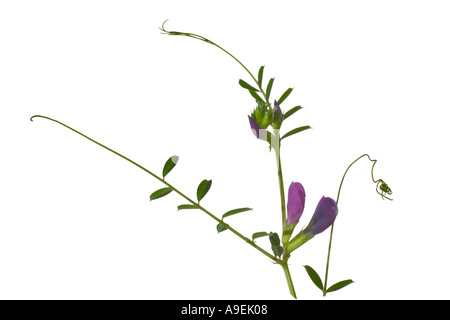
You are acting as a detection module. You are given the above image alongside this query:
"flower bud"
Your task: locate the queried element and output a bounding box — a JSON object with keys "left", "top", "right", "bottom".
{"left": 248, "top": 115, "right": 274, "bottom": 146}
{"left": 260, "top": 109, "right": 273, "bottom": 128}
{"left": 248, "top": 115, "right": 261, "bottom": 138}
{"left": 251, "top": 102, "right": 273, "bottom": 129}
{"left": 282, "top": 181, "right": 306, "bottom": 245}
{"left": 272, "top": 100, "right": 284, "bottom": 129}
{"left": 286, "top": 182, "right": 305, "bottom": 225}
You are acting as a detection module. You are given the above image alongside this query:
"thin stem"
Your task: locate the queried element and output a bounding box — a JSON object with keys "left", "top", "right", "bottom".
{"left": 272, "top": 131, "right": 297, "bottom": 298}
{"left": 323, "top": 224, "right": 334, "bottom": 296}
{"left": 322, "top": 153, "right": 392, "bottom": 295}
{"left": 273, "top": 131, "right": 286, "bottom": 235}
{"left": 160, "top": 21, "right": 269, "bottom": 104}
{"left": 278, "top": 159, "right": 287, "bottom": 231}
{"left": 30, "top": 115, "right": 280, "bottom": 264}
{"left": 281, "top": 263, "right": 297, "bottom": 299}
{"left": 336, "top": 154, "right": 367, "bottom": 204}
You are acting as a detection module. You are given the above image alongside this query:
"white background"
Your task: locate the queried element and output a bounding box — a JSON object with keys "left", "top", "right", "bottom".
{"left": 1, "top": 1, "right": 449, "bottom": 300}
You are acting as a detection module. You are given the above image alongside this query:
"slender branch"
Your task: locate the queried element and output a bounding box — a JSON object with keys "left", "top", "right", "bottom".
{"left": 30, "top": 115, "right": 280, "bottom": 264}
{"left": 273, "top": 131, "right": 286, "bottom": 234}
{"left": 278, "top": 157, "right": 287, "bottom": 230}
{"left": 323, "top": 223, "right": 334, "bottom": 296}
{"left": 322, "top": 153, "right": 393, "bottom": 295}
{"left": 271, "top": 130, "right": 298, "bottom": 298}
{"left": 160, "top": 20, "right": 269, "bottom": 104}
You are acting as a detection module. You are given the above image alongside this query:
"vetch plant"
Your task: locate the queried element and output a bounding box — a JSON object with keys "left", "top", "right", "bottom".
{"left": 30, "top": 21, "right": 393, "bottom": 299}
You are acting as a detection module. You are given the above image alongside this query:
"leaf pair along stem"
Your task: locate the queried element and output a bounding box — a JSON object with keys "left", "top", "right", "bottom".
{"left": 304, "top": 265, "right": 353, "bottom": 295}
{"left": 30, "top": 115, "right": 281, "bottom": 265}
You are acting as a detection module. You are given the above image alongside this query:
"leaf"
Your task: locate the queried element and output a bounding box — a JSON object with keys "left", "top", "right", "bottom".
{"left": 266, "top": 78, "right": 275, "bottom": 101}
{"left": 271, "top": 245, "right": 283, "bottom": 257}
{"left": 177, "top": 204, "right": 198, "bottom": 211}
{"left": 257, "top": 66, "right": 264, "bottom": 87}
{"left": 239, "top": 79, "right": 258, "bottom": 91}
{"left": 283, "top": 106, "right": 302, "bottom": 120}
{"left": 197, "top": 179, "right": 212, "bottom": 202}
{"left": 217, "top": 222, "right": 228, "bottom": 233}
{"left": 149, "top": 187, "right": 172, "bottom": 201}
{"left": 222, "top": 207, "right": 252, "bottom": 219}
{"left": 281, "top": 125, "right": 311, "bottom": 140}
{"left": 269, "top": 232, "right": 281, "bottom": 246}
{"left": 162, "top": 155, "right": 179, "bottom": 178}
{"left": 326, "top": 279, "right": 354, "bottom": 293}
{"left": 269, "top": 232, "right": 283, "bottom": 257}
{"left": 304, "top": 265, "right": 324, "bottom": 291}
{"left": 249, "top": 89, "right": 265, "bottom": 103}
{"left": 277, "top": 88, "right": 293, "bottom": 105}
{"left": 252, "top": 232, "right": 269, "bottom": 241}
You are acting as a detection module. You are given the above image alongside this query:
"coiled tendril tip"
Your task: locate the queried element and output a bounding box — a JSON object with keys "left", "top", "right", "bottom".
{"left": 376, "top": 179, "right": 393, "bottom": 201}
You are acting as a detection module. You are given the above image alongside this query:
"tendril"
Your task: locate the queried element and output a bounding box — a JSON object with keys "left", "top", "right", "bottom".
{"left": 323, "top": 153, "right": 393, "bottom": 296}
{"left": 160, "top": 19, "right": 214, "bottom": 45}
{"left": 159, "top": 20, "right": 268, "bottom": 103}
{"left": 367, "top": 155, "right": 393, "bottom": 201}
{"left": 337, "top": 153, "right": 393, "bottom": 203}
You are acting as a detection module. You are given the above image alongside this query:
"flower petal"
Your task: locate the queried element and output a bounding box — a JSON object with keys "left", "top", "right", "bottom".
{"left": 273, "top": 100, "right": 284, "bottom": 129}
{"left": 305, "top": 196, "right": 338, "bottom": 235}
{"left": 286, "top": 182, "right": 306, "bottom": 225}
{"left": 248, "top": 115, "right": 261, "bottom": 138}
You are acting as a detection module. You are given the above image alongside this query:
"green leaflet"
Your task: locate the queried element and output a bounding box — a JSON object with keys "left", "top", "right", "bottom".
{"left": 239, "top": 79, "right": 258, "bottom": 91}
{"left": 177, "top": 204, "right": 198, "bottom": 211}
{"left": 162, "top": 155, "right": 179, "bottom": 178}
{"left": 222, "top": 207, "right": 252, "bottom": 219}
{"left": 271, "top": 245, "right": 283, "bottom": 257}
{"left": 281, "top": 126, "right": 311, "bottom": 140}
{"left": 252, "top": 232, "right": 269, "bottom": 241}
{"left": 304, "top": 265, "right": 324, "bottom": 291}
{"left": 249, "top": 89, "right": 265, "bottom": 104}
{"left": 217, "top": 208, "right": 252, "bottom": 234}
{"left": 197, "top": 179, "right": 212, "bottom": 202}
{"left": 149, "top": 187, "right": 173, "bottom": 201}
{"left": 269, "top": 232, "right": 283, "bottom": 257}
{"left": 283, "top": 106, "right": 302, "bottom": 120}
{"left": 216, "top": 222, "right": 228, "bottom": 233}
{"left": 266, "top": 78, "right": 275, "bottom": 101}
{"left": 326, "top": 279, "right": 354, "bottom": 293}
{"left": 257, "top": 66, "right": 264, "bottom": 87}
{"left": 277, "top": 88, "right": 293, "bottom": 105}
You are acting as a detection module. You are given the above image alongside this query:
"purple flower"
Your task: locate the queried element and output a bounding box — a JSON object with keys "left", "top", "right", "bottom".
{"left": 272, "top": 100, "right": 284, "bottom": 129}
{"left": 286, "top": 182, "right": 305, "bottom": 225}
{"left": 304, "top": 196, "right": 338, "bottom": 235}
{"left": 285, "top": 192, "right": 338, "bottom": 253}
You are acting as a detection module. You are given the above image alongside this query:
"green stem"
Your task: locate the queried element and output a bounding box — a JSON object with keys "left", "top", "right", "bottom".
{"left": 272, "top": 130, "right": 298, "bottom": 298}
{"left": 30, "top": 115, "right": 280, "bottom": 264}
{"left": 323, "top": 155, "right": 364, "bottom": 295}
{"left": 273, "top": 131, "right": 287, "bottom": 235}
{"left": 322, "top": 153, "right": 388, "bottom": 296}
{"left": 322, "top": 223, "right": 334, "bottom": 296}
{"left": 160, "top": 21, "right": 269, "bottom": 104}
{"left": 281, "top": 263, "right": 297, "bottom": 299}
